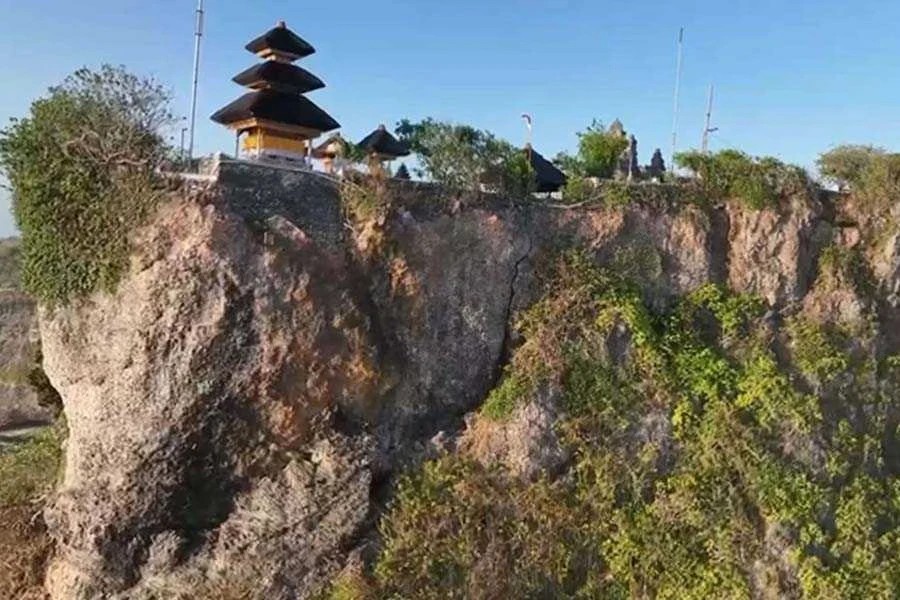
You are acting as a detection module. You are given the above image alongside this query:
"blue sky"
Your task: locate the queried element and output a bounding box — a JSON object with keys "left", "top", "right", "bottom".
{"left": 1, "top": 0, "right": 898, "bottom": 236}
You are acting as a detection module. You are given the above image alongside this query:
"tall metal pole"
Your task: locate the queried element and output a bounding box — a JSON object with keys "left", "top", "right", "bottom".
{"left": 521, "top": 113, "right": 533, "bottom": 148}
{"left": 670, "top": 27, "right": 684, "bottom": 170}
{"left": 701, "top": 84, "right": 716, "bottom": 154}
{"left": 187, "top": 0, "right": 204, "bottom": 165}
{"left": 179, "top": 127, "right": 187, "bottom": 163}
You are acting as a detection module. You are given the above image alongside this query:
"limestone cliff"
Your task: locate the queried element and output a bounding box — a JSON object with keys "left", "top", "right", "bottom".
{"left": 0, "top": 238, "right": 52, "bottom": 435}
{"left": 37, "top": 159, "right": 899, "bottom": 599}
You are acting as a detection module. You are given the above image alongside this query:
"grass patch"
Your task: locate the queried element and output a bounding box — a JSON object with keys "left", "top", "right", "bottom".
{"left": 0, "top": 422, "right": 64, "bottom": 507}
{"left": 0, "top": 422, "right": 64, "bottom": 599}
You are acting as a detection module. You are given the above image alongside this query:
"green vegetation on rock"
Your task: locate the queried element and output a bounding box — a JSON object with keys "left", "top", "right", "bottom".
{"left": 394, "top": 118, "right": 535, "bottom": 196}
{"left": 816, "top": 144, "right": 886, "bottom": 191}
{"left": 0, "top": 422, "right": 64, "bottom": 507}
{"left": 0, "top": 239, "right": 23, "bottom": 291}
{"left": 554, "top": 120, "right": 629, "bottom": 179}
{"left": 366, "top": 254, "right": 900, "bottom": 599}
{"left": 818, "top": 145, "right": 900, "bottom": 216}
{"left": 676, "top": 149, "right": 811, "bottom": 209}
{"left": 0, "top": 65, "right": 173, "bottom": 306}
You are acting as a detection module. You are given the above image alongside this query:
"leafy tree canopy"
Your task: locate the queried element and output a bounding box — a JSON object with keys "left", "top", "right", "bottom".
{"left": 817, "top": 144, "right": 886, "bottom": 190}
{"left": 394, "top": 118, "right": 534, "bottom": 196}
{"left": 0, "top": 65, "right": 174, "bottom": 305}
{"left": 676, "top": 149, "right": 810, "bottom": 209}
{"left": 554, "top": 120, "right": 628, "bottom": 179}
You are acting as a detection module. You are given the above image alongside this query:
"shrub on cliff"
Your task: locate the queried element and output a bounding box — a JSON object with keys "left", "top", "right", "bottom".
{"left": 394, "top": 118, "right": 534, "bottom": 196}
{"left": 0, "top": 65, "right": 174, "bottom": 305}
{"left": 817, "top": 144, "right": 886, "bottom": 191}
{"left": 845, "top": 152, "right": 900, "bottom": 212}
{"left": 676, "top": 149, "right": 810, "bottom": 209}
{"left": 816, "top": 145, "right": 900, "bottom": 216}
{"left": 369, "top": 254, "right": 900, "bottom": 599}
{"left": 554, "top": 120, "right": 629, "bottom": 179}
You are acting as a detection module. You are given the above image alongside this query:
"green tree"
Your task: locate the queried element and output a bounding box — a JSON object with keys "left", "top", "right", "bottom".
{"left": 0, "top": 65, "right": 173, "bottom": 305}
{"left": 577, "top": 120, "right": 628, "bottom": 178}
{"left": 394, "top": 118, "right": 533, "bottom": 196}
{"left": 554, "top": 120, "right": 628, "bottom": 179}
{"left": 817, "top": 144, "right": 885, "bottom": 190}
{"left": 676, "top": 149, "right": 809, "bottom": 209}
{"left": 853, "top": 152, "right": 900, "bottom": 210}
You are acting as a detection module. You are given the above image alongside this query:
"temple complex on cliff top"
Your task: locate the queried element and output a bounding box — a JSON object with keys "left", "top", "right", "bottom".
{"left": 210, "top": 22, "right": 663, "bottom": 191}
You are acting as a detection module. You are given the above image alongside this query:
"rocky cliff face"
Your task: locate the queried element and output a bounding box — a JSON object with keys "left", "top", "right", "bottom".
{"left": 0, "top": 237, "right": 52, "bottom": 435}
{"left": 37, "top": 160, "right": 898, "bottom": 599}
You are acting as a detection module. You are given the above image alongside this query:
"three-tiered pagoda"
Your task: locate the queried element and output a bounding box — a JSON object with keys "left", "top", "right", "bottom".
{"left": 211, "top": 21, "right": 339, "bottom": 161}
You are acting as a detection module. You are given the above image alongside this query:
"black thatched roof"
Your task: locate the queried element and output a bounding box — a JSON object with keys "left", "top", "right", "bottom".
{"left": 211, "top": 90, "right": 339, "bottom": 132}
{"left": 245, "top": 22, "right": 315, "bottom": 59}
{"left": 357, "top": 126, "right": 409, "bottom": 158}
{"left": 232, "top": 61, "right": 325, "bottom": 94}
{"left": 528, "top": 146, "right": 567, "bottom": 193}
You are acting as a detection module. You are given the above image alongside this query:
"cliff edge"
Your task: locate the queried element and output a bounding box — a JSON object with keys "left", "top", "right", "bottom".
{"left": 38, "top": 159, "right": 899, "bottom": 598}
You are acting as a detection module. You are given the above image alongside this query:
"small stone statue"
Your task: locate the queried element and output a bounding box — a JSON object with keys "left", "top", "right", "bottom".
{"left": 627, "top": 134, "right": 640, "bottom": 181}
{"left": 615, "top": 134, "right": 640, "bottom": 181}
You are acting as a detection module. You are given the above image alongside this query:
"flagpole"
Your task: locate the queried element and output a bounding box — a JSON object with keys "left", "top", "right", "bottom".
{"left": 701, "top": 84, "right": 716, "bottom": 154}
{"left": 521, "top": 113, "right": 533, "bottom": 148}
{"left": 670, "top": 27, "right": 684, "bottom": 170}
{"left": 187, "top": 0, "right": 204, "bottom": 166}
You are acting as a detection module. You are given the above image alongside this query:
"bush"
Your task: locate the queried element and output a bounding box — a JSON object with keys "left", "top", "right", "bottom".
{"left": 554, "top": 120, "right": 628, "bottom": 179}
{"left": 561, "top": 175, "right": 596, "bottom": 204}
{"left": 855, "top": 153, "right": 900, "bottom": 212}
{"left": 368, "top": 255, "right": 900, "bottom": 599}
{"left": 817, "top": 144, "right": 885, "bottom": 190}
{"left": 577, "top": 121, "right": 629, "bottom": 178}
{"left": 394, "top": 118, "right": 534, "bottom": 197}
{"left": 675, "top": 149, "right": 809, "bottom": 209}
{"left": 0, "top": 65, "right": 174, "bottom": 305}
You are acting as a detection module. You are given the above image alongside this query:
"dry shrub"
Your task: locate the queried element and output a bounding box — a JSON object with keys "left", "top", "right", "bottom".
{"left": 0, "top": 504, "right": 52, "bottom": 599}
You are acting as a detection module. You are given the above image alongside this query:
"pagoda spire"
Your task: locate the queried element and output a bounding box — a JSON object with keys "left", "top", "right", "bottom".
{"left": 211, "top": 21, "right": 339, "bottom": 162}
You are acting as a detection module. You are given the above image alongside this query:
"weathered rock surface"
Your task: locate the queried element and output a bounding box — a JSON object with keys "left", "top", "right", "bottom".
{"left": 41, "top": 177, "right": 378, "bottom": 599}
{"left": 0, "top": 289, "right": 50, "bottom": 432}
{"left": 37, "top": 159, "right": 869, "bottom": 598}
{"left": 461, "top": 383, "right": 569, "bottom": 481}
{"left": 359, "top": 206, "right": 531, "bottom": 470}
{"left": 726, "top": 194, "right": 828, "bottom": 306}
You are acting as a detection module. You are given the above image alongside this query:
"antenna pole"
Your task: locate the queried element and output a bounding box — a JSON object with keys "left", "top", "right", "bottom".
{"left": 179, "top": 127, "right": 187, "bottom": 164}
{"left": 701, "top": 84, "right": 715, "bottom": 154}
{"left": 187, "top": 0, "right": 204, "bottom": 166}
{"left": 521, "top": 113, "right": 533, "bottom": 148}
{"left": 670, "top": 27, "right": 684, "bottom": 169}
